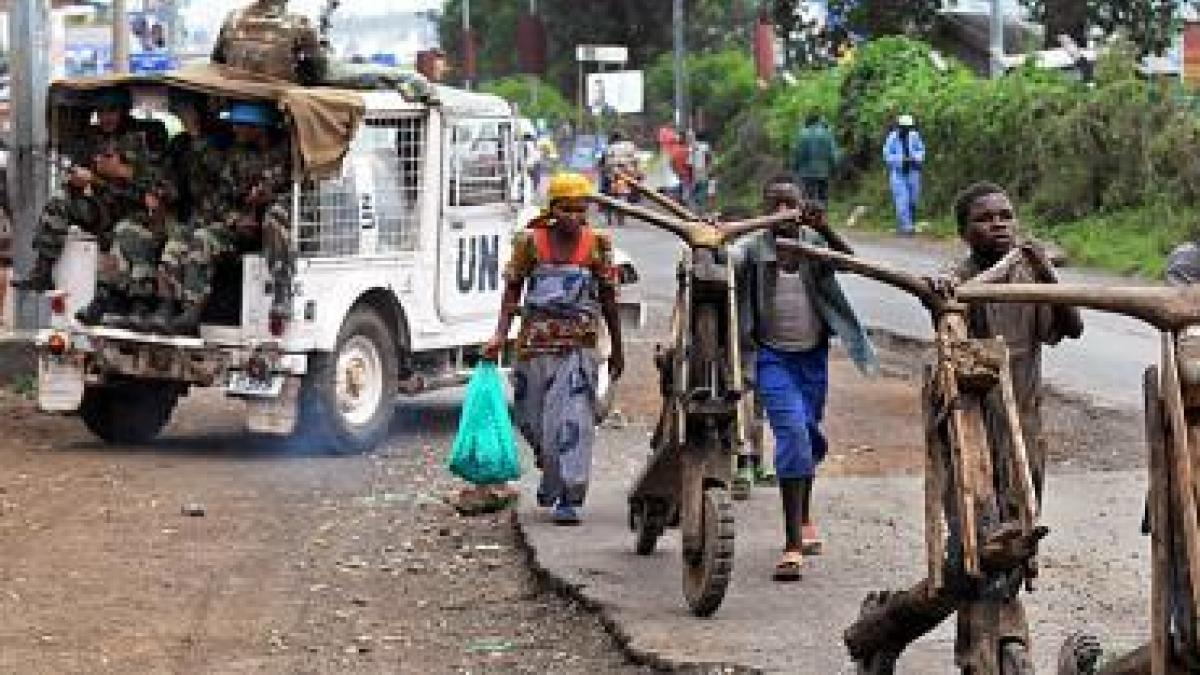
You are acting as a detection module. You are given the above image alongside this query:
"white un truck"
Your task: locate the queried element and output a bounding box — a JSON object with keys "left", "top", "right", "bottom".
{"left": 34, "top": 68, "right": 639, "bottom": 453}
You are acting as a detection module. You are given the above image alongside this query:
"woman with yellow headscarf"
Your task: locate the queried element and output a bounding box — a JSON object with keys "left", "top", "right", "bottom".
{"left": 482, "top": 172, "right": 626, "bottom": 524}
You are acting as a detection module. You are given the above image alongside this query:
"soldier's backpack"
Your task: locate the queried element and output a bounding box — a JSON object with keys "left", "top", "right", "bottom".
{"left": 219, "top": 9, "right": 314, "bottom": 81}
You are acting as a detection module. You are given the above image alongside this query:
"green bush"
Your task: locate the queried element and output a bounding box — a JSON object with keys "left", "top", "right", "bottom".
{"left": 710, "top": 36, "right": 1200, "bottom": 275}
{"left": 481, "top": 76, "right": 573, "bottom": 125}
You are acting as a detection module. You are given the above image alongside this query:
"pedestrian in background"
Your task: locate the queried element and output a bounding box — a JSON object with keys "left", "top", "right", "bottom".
{"left": 646, "top": 126, "right": 683, "bottom": 203}
{"left": 883, "top": 114, "right": 925, "bottom": 236}
{"left": 689, "top": 131, "right": 714, "bottom": 212}
{"left": 720, "top": 206, "right": 773, "bottom": 500}
{"left": 792, "top": 113, "right": 840, "bottom": 207}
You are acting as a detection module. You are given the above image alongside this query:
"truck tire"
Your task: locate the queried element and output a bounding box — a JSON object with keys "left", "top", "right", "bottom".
{"left": 299, "top": 307, "right": 398, "bottom": 454}
{"left": 79, "top": 381, "right": 178, "bottom": 445}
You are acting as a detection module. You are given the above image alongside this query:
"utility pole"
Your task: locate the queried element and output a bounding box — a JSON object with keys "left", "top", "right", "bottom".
{"left": 989, "top": 0, "right": 1005, "bottom": 78}
{"left": 672, "top": 0, "right": 686, "bottom": 130}
{"left": 529, "top": 0, "right": 538, "bottom": 109}
{"left": 9, "top": 0, "right": 50, "bottom": 331}
{"left": 165, "top": 0, "right": 181, "bottom": 60}
{"left": 113, "top": 0, "right": 130, "bottom": 73}
{"left": 461, "top": 0, "right": 472, "bottom": 90}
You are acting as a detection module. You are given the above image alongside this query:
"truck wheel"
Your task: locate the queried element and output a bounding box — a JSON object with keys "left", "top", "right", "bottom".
{"left": 299, "top": 307, "right": 398, "bottom": 454}
{"left": 79, "top": 381, "right": 178, "bottom": 445}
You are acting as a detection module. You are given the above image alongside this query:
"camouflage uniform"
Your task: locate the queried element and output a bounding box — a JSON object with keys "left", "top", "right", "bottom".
{"left": 102, "top": 211, "right": 182, "bottom": 303}
{"left": 211, "top": 0, "right": 328, "bottom": 85}
{"left": 175, "top": 140, "right": 292, "bottom": 313}
{"left": 25, "top": 122, "right": 156, "bottom": 287}
{"left": 154, "top": 135, "right": 224, "bottom": 304}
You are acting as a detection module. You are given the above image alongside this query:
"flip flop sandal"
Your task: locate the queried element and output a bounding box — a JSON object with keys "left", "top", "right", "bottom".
{"left": 772, "top": 550, "right": 804, "bottom": 582}
{"left": 801, "top": 525, "right": 824, "bottom": 556}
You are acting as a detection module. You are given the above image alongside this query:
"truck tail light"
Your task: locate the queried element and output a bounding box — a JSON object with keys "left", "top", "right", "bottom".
{"left": 47, "top": 332, "right": 68, "bottom": 356}
{"left": 269, "top": 312, "right": 287, "bottom": 337}
{"left": 49, "top": 293, "right": 67, "bottom": 315}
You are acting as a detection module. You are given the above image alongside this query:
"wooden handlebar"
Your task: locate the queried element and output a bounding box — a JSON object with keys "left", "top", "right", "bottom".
{"left": 957, "top": 283, "right": 1200, "bottom": 331}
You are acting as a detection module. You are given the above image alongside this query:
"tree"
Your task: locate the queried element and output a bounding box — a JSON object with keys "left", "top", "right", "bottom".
{"left": 439, "top": 0, "right": 737, "bottom": 96}
{"left": 481, "top": 76, "right": 573, "bottom": 125}
{"left": 1019, "top": 0, "right": 1200, "bottom": 55}
{"left": 771, "top": 0, "right": 941, "bottom": 68}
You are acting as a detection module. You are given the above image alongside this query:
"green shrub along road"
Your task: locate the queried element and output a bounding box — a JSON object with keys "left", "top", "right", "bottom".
{"left": 702, "top": 37, "right": 1200, "bottom": 278}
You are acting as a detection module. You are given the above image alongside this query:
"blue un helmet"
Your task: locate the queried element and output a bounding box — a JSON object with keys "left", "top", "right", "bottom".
{"left": 222, "top": 102, "right": 278, "bottom": 127}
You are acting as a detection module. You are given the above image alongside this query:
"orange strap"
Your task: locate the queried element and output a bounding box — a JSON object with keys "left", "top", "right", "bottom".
{"left": 532, "top": 226, "right": 596, "bottom": 267}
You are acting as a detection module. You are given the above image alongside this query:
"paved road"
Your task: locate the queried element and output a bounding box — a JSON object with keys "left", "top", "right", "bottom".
{"left": 521, "top": 470, "right": 1149, "bottom": 673}
{"left": 611, "top": 223, "right": 1160, "bottom": 410}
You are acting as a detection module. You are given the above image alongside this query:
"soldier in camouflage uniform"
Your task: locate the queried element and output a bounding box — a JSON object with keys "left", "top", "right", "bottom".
{"left": 14, "top": 88, "right": 158, "bottom": 296}
{"left": 94, "top": 195, "right": 183, "bottom": 329}
{"left": 142, "top": 91, "right": 228, "bottom": 333}
{"left": 210, "top": 0, "right": 329, "bottom": 86}
{"left": 162, "top": 102, "right": 293, "bottom": 336}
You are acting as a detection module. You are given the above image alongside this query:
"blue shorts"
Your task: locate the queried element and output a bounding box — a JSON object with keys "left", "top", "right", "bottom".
{"left": 756, "top": 343, "right": 829, "bottom": 479}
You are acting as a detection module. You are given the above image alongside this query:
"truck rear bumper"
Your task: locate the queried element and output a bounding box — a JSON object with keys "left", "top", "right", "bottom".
{"left": 35, "top": 326, "right": 310, "bottom": 413}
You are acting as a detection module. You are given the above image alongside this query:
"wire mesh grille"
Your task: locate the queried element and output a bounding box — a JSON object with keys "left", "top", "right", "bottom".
{"left": 447, "top": 119, "right": 512, "bottom": 207}
{"left": 297, "top": 112, "right": 426, "bottom": 257}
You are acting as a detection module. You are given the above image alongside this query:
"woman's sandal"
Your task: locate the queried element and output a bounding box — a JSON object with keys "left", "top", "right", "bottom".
{"left": 772, "top": 549, "right": 804, "bottom": 582}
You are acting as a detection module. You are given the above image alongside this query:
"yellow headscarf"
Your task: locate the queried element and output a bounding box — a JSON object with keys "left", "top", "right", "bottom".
{"left": 546, "top": 172, "right": 594, "bottom": 202}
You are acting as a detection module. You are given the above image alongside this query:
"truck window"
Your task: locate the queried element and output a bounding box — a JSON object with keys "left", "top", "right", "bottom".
{"left": 447, "top": 119, "right": 512, "bottom": 207}
{"left": 297, "top": 113, "right": 426, "bottom": 257}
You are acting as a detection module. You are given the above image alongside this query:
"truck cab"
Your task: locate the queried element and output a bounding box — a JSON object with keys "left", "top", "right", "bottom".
{"left": 35, "top": 68, "right": 640, "bottom": 453}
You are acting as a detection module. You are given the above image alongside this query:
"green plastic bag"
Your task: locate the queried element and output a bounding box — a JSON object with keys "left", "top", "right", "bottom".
{"left": 448, "top": 363, "right": 522, "bottom": 485}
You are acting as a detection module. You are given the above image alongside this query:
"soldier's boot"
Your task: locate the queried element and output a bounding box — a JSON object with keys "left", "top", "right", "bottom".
{"left": 145, "top": 299, "right": 178, "bottom": 335}
{"left": 169, "top": 301, "right": 205, "bottom": 337}
{"left": 11, "top": 256, "right": 55, "bottom": 292}
{"left": 75, "top": 285, "right": 118, "bottom": 326}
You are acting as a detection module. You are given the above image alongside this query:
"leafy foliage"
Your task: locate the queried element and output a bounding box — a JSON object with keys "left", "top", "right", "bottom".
{"left": 719, "top": 35, "right": 1200, "bottom": 247}
{"left": 439, "top": 0, "right": 741, "bottom": 96}
{"left": 646, "top": 49, "right": 759, "bottom": 135}
{"left": 481, "top": 76, "right": 573, "bottom": 125}
{"left": 1019, "top": 0, "right": 1200, "bottom": 55}
{"left": 771, "top": 0, "right": 940, "bottom": 68}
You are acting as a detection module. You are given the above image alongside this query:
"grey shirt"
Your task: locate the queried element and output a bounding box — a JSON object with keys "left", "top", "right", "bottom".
{"left": 764, "top": 266, "right": 824, "bottom": 352}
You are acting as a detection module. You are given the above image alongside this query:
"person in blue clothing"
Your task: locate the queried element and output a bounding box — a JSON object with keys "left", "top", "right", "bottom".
{"left": 883, "top": 114, "right": 925, "bottom": 236}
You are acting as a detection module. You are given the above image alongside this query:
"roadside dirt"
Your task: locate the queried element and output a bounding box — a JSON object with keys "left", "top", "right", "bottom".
{"left": 0, "top": 388, "right": 645, "bottom": 674}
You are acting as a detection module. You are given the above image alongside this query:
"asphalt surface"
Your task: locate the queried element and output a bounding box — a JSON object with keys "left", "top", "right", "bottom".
{"left": 513, "top": 221, "right": 1160, "bottom": 673}
{"left": 520, "top": 467, "right": 1149, "bottom": 674}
